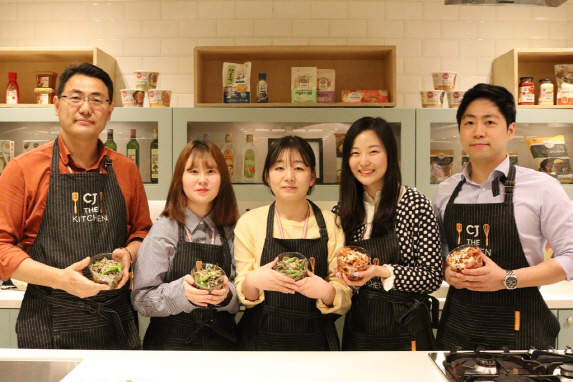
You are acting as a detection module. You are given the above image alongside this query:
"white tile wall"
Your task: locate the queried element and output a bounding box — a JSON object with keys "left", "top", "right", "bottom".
{"left": 0, "top": 0, "right": 572, "bottom": 107}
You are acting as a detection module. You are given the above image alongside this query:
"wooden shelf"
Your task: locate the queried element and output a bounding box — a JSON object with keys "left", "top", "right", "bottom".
{"left": 0, "top": 47, "right": 116, "bottom": 105}
{"left": 194, "top": 45, "right": 396, "bottom": 107}
{"left": 493, "top": 48, "right": 573, "bottom": 108}
{"left": 0, "top": 104, "right": 53, "bottom": 108}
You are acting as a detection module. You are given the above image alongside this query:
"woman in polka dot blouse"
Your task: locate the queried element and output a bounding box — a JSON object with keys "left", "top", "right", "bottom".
{"left": 334, "top": 116, "right": 443, "bottom": 351}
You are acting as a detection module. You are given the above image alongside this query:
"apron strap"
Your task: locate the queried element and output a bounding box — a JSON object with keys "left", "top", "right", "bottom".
{"left": 446, "top": 178, "right": 466, "bottom": 205}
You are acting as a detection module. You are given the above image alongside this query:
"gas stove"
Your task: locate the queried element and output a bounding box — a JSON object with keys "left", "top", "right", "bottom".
{"left": 430, "top": 346, "right": 573, "bottom": 381}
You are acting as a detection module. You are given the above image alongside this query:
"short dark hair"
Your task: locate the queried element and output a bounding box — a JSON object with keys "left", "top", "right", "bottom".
{"left": 456, "top": 83, "right": 516, "bottom": 130}
{"left": 262, "top": 135, "right": 316, "bottom": 195}
{"left": 57, "top": 62, "right": 114, "bottom": 102}
{"left": 162, "top": 140, "right": 239, "bottom": 227}
{"left": 337, "top": 117, "right": 401, "bottom": 240}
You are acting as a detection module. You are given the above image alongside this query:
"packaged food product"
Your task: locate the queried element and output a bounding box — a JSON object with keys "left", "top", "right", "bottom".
{"left": 446, "top": 90, "right": 465, "bottom": 108}
{"left": 6, "top": 72, "right": 18, "bottom": 104}
{"left": 35, "top": 71, "right": 57, "bottom": 89}
{"left": 0, "top": 140, "right": 14, "bottom": 175}
{"left": 447, "top": 244, "right": 483, "bottom": 272}
{"left": 23, "top": 140, "right": 50, "bottom": 153}
{"left": 291, "top": 67, "right": 317, "bottom": 103}
{"left": 34, "top": 88, "right": 55, "bottom": 105}
{"left": 149, "top": 90, "right": 171, "bottom": 107}
{"left": 134, "top": 71, "right": 159, "bottom": 91}
{"left": 555, "top": 65, "right": 573, "bottom": 105}
{"left": 525, "top": 135, "right": 573, "bottom": 183}
{"left": 256, "top": 73, "right": 268, "bottom": 103}
{"left": 120, "top": 89, "right": 145, "bottom": 107}
{"left": 420, "top": 90, "right": 444, "bottom": 108}
{"left": 430, "top": 149, "right": 453, "bottom": 184}
{"left": 538, "top": 79, "right": 554, "bottom": 106}
{"left": 432, "top": 72, "right": 457, "bottom": 91}
{"left": 317, "top": 69, "right": 335, "bottom": 103}
{"left": 223, "top": 62, "right": 251, "bottom": 104}
{"left": 341, "top": 90, "right": 389, "bottom": 103}
{"left": 334, "top": 133, "right": 345, "bottom": 183}
{"left": 508, "top": 150, "right": 519, "bottom": 166}
{"left": 518, "top": 77, "right": 535, "bottom": 105}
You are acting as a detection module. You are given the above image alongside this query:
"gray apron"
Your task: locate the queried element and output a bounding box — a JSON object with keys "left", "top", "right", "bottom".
{"left": 237, "top": 200, "right": 340, "bottom": 351}
{"left": 437, "top": 164, "right": 560, "bottom": 350}
{"left": 342, "top": 232, "right": 438, "bottom": 351}
{"left": 16, "top": 137, "right": 140, "bottom": 350}
{"left": 143, "top": 224, "right": 236, "bottom": 350}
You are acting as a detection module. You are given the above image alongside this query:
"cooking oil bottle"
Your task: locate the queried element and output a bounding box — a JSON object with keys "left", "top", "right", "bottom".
{"left": 243, "top": 134, "right": 256, "bottom": 183}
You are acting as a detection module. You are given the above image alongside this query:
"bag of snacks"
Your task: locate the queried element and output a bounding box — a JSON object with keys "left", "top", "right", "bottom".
{"left": 291, "top": 67, "right": 317, "bottom": 103}
{"left": 525, "top": 135, "right": 573, "bottom": 183}
{"left": 555, "top": 64, "right": 573, "bottom": 105}
{"left": 223, "top": 62, "right": 251, "bottom": 103}
{"left": 430, "top": 149, "right": 453, "bottom": 184}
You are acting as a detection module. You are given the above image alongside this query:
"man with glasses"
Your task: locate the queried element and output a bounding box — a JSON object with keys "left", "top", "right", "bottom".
{"left": 0, "top": 63, "right": 152, "bottom": 349}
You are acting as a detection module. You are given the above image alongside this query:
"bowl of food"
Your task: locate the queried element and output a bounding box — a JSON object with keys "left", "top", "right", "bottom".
{"left": 447, "top": 244, "right": 484, "bottom": 272}
{"left": 336, "top": 246, "right": 370, "bottom": 281}
{"left": 89, "top": 253, "right": 123, "bottom": 289}
{"left": 273, "top": 252, "right": 308, "bottom": 281}
{"left": 191, "top": 263, "right": 226, "bottom": 291}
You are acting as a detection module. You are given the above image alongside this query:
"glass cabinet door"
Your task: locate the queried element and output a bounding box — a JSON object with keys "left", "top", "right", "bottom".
{"left": 173, "top": 108, "right": 416, "bottom": 212}
{"left": 0, "top": 107, "right": 172, "bottom": 200}
{"left": 416, "top": 108, "right": 573, "bottom": 200}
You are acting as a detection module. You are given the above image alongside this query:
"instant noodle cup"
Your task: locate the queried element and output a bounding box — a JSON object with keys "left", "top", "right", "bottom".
{"left": 134, "top": 71, "right": 159, "bottom": 91}
{"left": 336, "top": 246, "right": 370, "bottom": 281}
{"left": 447, "top": 244, "right": 484, "bottom": 273}
{"left": 121, "top": 89, "right": 145, "bottom": 107}
{"left": 447, "top": 90, "right": 465, "bottom": 108}
{"left": 191, "top": 263, "right": 226, "bottom": 291}
{"left": 432, "top": 72, "right": 457, "bottom": 91}
{"left": 148, "top": 90, "right": 171, "bottom": 107}
{"left": 420, "top": 90, "right": 445, "bottom": 108}
{"left": 272, "top": 252, "right": 308, "bottom": 281}
{"left": 89, "top": 253, "right": 123, "bottom": 289}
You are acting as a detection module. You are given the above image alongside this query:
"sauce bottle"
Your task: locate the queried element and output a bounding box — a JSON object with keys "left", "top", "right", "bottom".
{"left": 243, "top": 134, "right": 256, "bottom": 183}
{"left": 518, "top": 77, "right": 534, "bottom": 105}
{"left": 538, "top": 79, "right": 554, "bottom": 106}
{"left": 6, "top": 72, "right": 19, "bottom": 104}
{"left": 256, "top": 73, "right": 268, "bottom": 103}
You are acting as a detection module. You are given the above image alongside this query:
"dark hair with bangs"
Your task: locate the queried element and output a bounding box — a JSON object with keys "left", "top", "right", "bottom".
{"left": 336, "top": 117, "right": 401, "bottom": 241}
{"left": 456, "top": 83, "right": 516, "bottom": 130}
{"left": 162, "top": 140, "right": 239, "bottom": 227}
{"left": 57, "top": 62, "right": 114, "bottom": 102}
{"left": 262, "top": 135, "right": 316, "bottom": 196}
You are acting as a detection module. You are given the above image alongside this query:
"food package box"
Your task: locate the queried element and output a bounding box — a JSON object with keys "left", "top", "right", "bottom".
{"left": 291, "top": 67, "right": 317, "bottom": 103}
{"left": 555, "top": 64, "right": 573, "bottom": 105}
{"left": 430, "top": 149, "right": 453, "bottom": 184}
{"left": 341, "top": 90, "right": 389, "bottom": 103}
{"left": 317, "top": 69, "right": 335, "bottom": 103}
{"left": 23, "top": 140, "right": 50, "bottom": 153}
{"left": 0, "top": 140, "right": 15, "bottom": 175}
{"left": 223, "top": 62, "right": 251, "bottom": 104}
{"left": 525, "top": 135, "right": 573, "bottom": 183}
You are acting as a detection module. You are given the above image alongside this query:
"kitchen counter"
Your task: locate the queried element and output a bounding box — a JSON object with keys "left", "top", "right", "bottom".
{"left": 0, "top": 348, "right": 448, "bottom": 382}
{"left": 3, "top": 281, "right": 573, "bottom": 310}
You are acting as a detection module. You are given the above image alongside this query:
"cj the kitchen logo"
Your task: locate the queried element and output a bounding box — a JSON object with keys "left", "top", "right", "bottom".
{"left": 456, "top": 223, "right": 492, "bottom": 256}
{"left": 71, "top": 191, "right": 108, "bottom": 223}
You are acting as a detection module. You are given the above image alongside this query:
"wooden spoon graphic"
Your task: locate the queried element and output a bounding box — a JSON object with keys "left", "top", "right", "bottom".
{"left": 309, "top": 257, "right": 315, "bottom": 274}
{"left": 456, "top": 223, "right": 462, "bottom": 244}
{"left": 372, "top": 258, "right": 380, "bottom": 280}
{"left": 72, "top": 192, "right": 79, "bottom": 214}
{"left": 100, "top": 192, "right": 103, "bottom": 213}
{"left": 483, "top": 224, "right": 490, "bottom": 246}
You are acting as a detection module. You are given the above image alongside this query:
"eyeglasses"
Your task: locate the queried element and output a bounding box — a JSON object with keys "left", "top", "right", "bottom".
{"left": 59, "top": 95, "right": 110, "bottom": 108}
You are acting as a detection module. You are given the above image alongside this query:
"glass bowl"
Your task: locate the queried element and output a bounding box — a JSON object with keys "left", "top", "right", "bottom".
{"left": 447, "top": 244, "right": 484, "bottom": 272}
{"left": 336, "top": 246, "right": 371, "bottom": 281}
{"left": 190, "top": 263, "right": 226, "bottom": 291}
{"left": 272, "top": 252, "right": 308, "bottom": 281}
{"left": 89, "top": 253, "right": 123, "bottom": 289}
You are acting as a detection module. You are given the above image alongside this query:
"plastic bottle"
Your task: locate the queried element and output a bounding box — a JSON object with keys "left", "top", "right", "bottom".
{"left": 6, "top": 72, "right": 19, "bottom": 104}
{"left": 256, "top": 73, "right": 268, "bottom": 103}
{"left": 538, "top": 79, "right": 554, "bottom": 106}
{"left": 150, "top": 129, "right": 159, "bottom": 184}
{"left": 243, "top": 134, "right": 256, "bottom": 183}
{"left": 104, "top": 129, "right": 117, "bottom": 151}
{"left": 518, "top": 77, "right": 534, "bottom": 105}
{"left": 221, "top": 133, "right": 236, "bottom": 182}
{"left": 127, "top": 129, "right": 140, "bottom": 168}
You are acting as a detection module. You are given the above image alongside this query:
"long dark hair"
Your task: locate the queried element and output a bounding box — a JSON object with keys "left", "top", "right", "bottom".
{"left": 337, "top": 117, "right": 401, "bottom": 241}
{"left": 162, "top": 140, "right": 239, "bottom": 227}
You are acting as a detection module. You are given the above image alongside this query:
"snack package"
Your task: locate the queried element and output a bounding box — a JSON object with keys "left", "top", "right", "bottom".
{"left": 342, "top": 90, "right": 389, "bottom": 103}
{"left": 223, "top": 62, "right": 251, "bottom": 103}
{"left": 317, "top": 69, "right": 335, "bottom": 103}
{"left": 334, "top": 133, "right": 345, "bottom": 183}
{"left": 291, "top": 67, "right": 317, "bottom": 103}
{"left": 525, "top": 135, "right": 573, "bottom": 183}
{"left": 430, "top": 149, "right": 453, "bottom": 184}
{"left": 0, "top": 140, "right": 14, "bottom": 175}
{"left": 555, "top": 64, "right": 573, "bottom": 105}
{"left": 23, "top": 140, "right": 50, "bottom": 153}
{"left": 508, "top": 150, "right": 519, "bottom": 166}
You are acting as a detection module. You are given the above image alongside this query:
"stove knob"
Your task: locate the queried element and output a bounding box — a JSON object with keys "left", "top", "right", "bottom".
{"left": 568, "top": 317, "right": 573, "bottom": 324}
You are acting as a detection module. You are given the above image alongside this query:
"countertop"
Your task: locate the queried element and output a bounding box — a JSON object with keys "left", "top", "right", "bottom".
{"left": 3, "top": 281, "right": 573, "bottom": 309}
{"left": 0, "top": 348, "right": 448, "bottom": 382}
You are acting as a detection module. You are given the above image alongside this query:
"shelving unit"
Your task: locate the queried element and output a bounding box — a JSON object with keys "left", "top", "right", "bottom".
{"left": 194, "top": 45, "right": 396, "bottom": 108}
{"left": 0, "top": 47, "right": 115, "bottom": 106}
